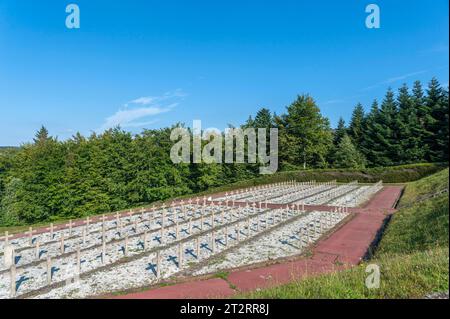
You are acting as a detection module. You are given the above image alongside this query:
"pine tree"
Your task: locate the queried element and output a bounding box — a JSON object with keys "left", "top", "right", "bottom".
{"left": 333, "top": 134, "right": 366, "bottom": 169}
{"left": 426, "top": 78, "right": 448, "bottom": 162}
{"left": 334, "top": 117, "right": 347, "bottom": 146}
{"left": 33, "top": 126, "right": 50, "bottom": 144}
{"left": 412, "top": 80, "right": 433, "bottom": 158}
{"left": 360, "top": 100, "right": 385, "bottom": 166}
{"left": 376, "top": 88, "right": 400, "bottom": 166}
{"left": 437, "top": 86, "right": 449, "bottom": 162}
{"left": 348, "top": 103, "right": 365, "bottom": 148}
{"left": 396, "top": 84, "right": 425, "bottom": 163}
{"left": 253, "top": 108, "right": 274, "bottom": 128}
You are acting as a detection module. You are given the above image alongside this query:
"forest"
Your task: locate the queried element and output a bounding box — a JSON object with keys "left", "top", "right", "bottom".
{"left": 0, "top": 78, "right": 448, "bottom": 226}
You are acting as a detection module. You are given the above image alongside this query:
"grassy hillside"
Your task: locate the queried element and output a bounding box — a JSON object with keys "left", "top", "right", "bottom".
{"left": 397, "top": 168, "right": 449, "bottom": 208}
{"left": 377, "top": 194, "right": 449, "bottom": 255}
{"left": 240, "top": 248, "right": 448, "bottom": 299}
{"left": 239, "top": 167, "right": 449, "bottom": 299}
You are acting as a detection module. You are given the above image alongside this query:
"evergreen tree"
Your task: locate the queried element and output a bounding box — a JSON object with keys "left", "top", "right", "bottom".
{"left": 275, "top": 95, "right": 333, "bottom": 169}
{"left": 412, "top": 80, "right": 433, "bottom": 158}
{"left": 33, "top": 126, "right": 50, "bottom": 144}
{"left": 333, "top": 134, "right": 366, "bottom": 169}
{"left": 436, "top": 86, "right": 450, "bottom": 162}
{"left": 334, "top": 118, "right": 347, "bottom": 146}
{"left": 348, "top": 103, "right": 365, "bottom": 148}
{"left": 426, "top": 78, "right": 449, "bottom": 162}
{"left": 360, "top": 100, "right": 386, "bottom": 166}
{"left": 396, "top": 84, "right": 425, "bottom": 163}
{"left": 253, "top": 108, "right": 274, "bottom": 128}
{"left": 376, "top": 88, "right": 400, "bottom": 166}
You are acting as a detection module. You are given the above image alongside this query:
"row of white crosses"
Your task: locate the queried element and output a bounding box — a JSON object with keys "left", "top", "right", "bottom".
{"left": 26, "top": 183, "right": 340, "bottom": 264}
{"left": 6, "top": 198, "right": 345, "bottom": 298}
{"left": 1, "top": 184, "right": 363, "bottom": 263}
{"left": 216, "top": 180, "right": 311, "bottom": 202}
{"left": 350, "top": 181, "right": 383, "bottom": 206}
{"left": 245, "top": 181, "right": 324, "bottom": 203}
{"left": 293, "top": 211, "right": 346, "bottom": 245}
{"left": 326, "top": 180, "right": 383, "bottom": 207}
{"left": 270, "top": 181, "right": 337, "bottom": 204}
{"left": 2, "top": 200, "right": 263, "bottom": 297}
{"left": 2, "top": 200, "right": 238, "bottom": 271}
{"left": 1, "top": 199, "right": 200, "bottom": 262}
{"left": 110, "top": 203, "right": 310, "bottom": 282}
{"left": 297, "top": 181, "right": 359, "bottom": 206}
{"left": 172, "top": 208, "right": 349, "bottom": 280}
{"left": 218, "top": 180, "right": 342, "bottom": 205}
{"left": 2, "top": 178, "right": 375, "bottom": 298}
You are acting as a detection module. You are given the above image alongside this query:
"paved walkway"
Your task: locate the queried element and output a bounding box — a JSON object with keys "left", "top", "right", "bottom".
{"left": 115, "top": 186, "right": 403, "bottom": 299}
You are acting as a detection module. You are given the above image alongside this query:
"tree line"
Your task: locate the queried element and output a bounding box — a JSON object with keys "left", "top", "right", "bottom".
{"left": 0, "top": 78, "right": 448, "bottom": 226}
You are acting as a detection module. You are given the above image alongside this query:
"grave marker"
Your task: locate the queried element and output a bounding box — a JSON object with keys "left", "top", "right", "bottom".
{"left": 156, "top": 251, "right": 161, "bottom": 278}
{"left": 60, "top": 236, "right": 65, "bottom": 254}
{"left": 82, "top": 227, "right": 87, "bottom": 245}
{"left": 143, "top": 231, "right": 148, "bottom": 250}
{"left": 26, "top": 227, "right": 33, "bottom": 245}
{"left": 101, "top": 239, "right": 106, "bottom": 264}
{"left": 46, "top": 257, "right": 52, "bottom": 285}
{"left": 35, "top": 242, "right": 40, "bottom": 261}
{"left": 10, "top": 265, "right": 16, "bottom": 297}
{"left": 67, "top": 220, "right": 73, "bottom": 236}
{"left": 196, "top": 237, "right": 200, "bottom": 257}
{"left": 124, "top": 235, "right": 129, "bottom": 256}
{"left": 178, "top": 243, "right": 183, "bottom": 267}
{"left": 3, "top": 245, "right": 14, "bottom": 268}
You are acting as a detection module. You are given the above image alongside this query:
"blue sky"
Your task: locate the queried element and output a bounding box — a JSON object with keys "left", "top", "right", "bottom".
{"left": 0, "top": 0, "right": 448, "bottom": 146}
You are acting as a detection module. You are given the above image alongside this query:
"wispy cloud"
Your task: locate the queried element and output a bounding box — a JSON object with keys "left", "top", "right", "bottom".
{"left": 361, "top": 70, "right": 429, "bottom": 91}
{"left": 98, "top": 89, "right": 186, "bottom": 132}
{"left": 320, "top": 94, "right": 365, "bottom": 107}
{"left": 321, "top": 99, "right": 345, "bottom": 106}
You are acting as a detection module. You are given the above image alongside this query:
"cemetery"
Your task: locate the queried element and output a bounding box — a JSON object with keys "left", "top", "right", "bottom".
{"left": 0, "top": 180, "right": 383, "bottom": 298}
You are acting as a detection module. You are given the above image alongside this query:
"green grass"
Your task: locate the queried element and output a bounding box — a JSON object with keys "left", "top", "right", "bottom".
{"left": 238, "top": 248, "right": 449, "bottom": 299}
{"left": 237, "top": 167, "right": 450, "bottom": 299}
{"left": 398, "top": 168, "right": 449, "bottom": 208}
{"left": 377, "top": 194, "right": 449, "bottom": 255}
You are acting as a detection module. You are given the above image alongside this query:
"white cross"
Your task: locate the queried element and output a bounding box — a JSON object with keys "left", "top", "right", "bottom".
{"left": 2, "top": 231, "right": 14, "bottom": 246}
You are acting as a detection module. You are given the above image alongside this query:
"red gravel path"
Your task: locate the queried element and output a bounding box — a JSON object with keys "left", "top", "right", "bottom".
{"left": 114, "top": 186, "right": 403, "bottom": 299}
{"left": 117, "top": 278, "right": 235, "bottom": 299}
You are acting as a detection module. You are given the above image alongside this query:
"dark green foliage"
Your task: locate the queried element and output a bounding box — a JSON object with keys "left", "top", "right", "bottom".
{"left": 426, "top": 78, "right": 449, "bottom": 162}
{"left": 396, "top": 84, "right": 426, "bottom": 163}
{"left": 333, "top": 134, "right": 366, "bottom": 169}
{"left": 348, "top": 103, "right": 365, "bottom": 148}
{"left": 333, "top": 118, "right": 347, "bottom": 146}
{"left": 276, "top": 95, "right": 333, "bottom": 169}
{"left": 355, "top": 78, "right": 448, "bottom": 167}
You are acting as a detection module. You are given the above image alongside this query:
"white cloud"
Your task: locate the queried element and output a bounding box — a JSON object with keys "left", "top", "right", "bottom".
{"left": 321, "top": 99, "right": 345, "bottom": 106}
{"left": 98, "top": 90, "right": 186, "bottom": 132}
{"left": 361, "top": 70, "right": 429, "bottom": 91}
